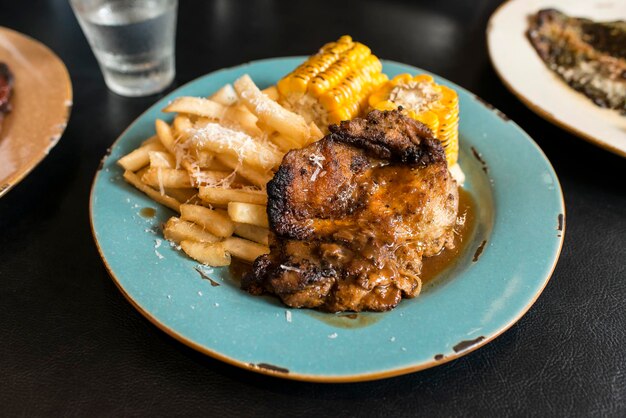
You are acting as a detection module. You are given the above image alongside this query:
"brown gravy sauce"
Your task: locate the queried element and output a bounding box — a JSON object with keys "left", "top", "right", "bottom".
{"left": 233, "top": 189, "right": 476, "bottom": 327}
{"left": 139, "top": 207, "right": 156, "bottom": 218}
{"left": 305, "top": 189, "right": 476, "bottom": 327}
{"left": 229, "top": 259, "right": 251, "bottom": 284}
{"left": 419, "top": 188, "right": 476, "bottom": 286}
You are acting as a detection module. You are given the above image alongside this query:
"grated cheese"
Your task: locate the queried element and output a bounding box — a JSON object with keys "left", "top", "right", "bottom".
{"left": 309, "top": 153, "right": 325, "bottom": 169}
{"left": 191, "top": 122, "right": 256, "bottom": 161}
{"left": 310, "top": 166, "right": 321, "bottom": 182}
{"left": 240, "top": 90, "right": 277, "bottom": 116}
{"left": 187, "top": 121, "right": 279, "bottom": 181}
{"left": 309, "top": 153, "right": 326, "bottom": 181}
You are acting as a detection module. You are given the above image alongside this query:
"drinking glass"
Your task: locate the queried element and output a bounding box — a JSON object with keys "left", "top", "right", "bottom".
{"left": 70, "top": 0, "right": 177, "bottom": 97}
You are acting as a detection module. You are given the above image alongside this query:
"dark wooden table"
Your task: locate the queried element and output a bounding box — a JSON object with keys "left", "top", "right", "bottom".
{"left": 1, "top": 0, "right": 625, "bottom": 416}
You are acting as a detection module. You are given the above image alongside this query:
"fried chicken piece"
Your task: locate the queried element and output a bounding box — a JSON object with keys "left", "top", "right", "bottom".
{"left": 242, "top": 110, "right": 459, "bottom": 312}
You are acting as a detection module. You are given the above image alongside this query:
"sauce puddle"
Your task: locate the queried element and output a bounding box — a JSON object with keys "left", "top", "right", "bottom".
{"left": 139, "top": 207, "right": 156, "bottom": 218}
{"left": 420, "top": 188, "right": 476, "bottom": 286}
{"left": 229, "top": 259, "right": 252, "bottom": 285}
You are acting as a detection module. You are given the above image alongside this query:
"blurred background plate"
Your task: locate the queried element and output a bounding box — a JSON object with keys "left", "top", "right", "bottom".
{"left": 0, "top": 27, "right": 72, "bottom": 198}
{"left": 487, "top": 0, "right": 626, "bottom": 158}
{"left": 90, "top": 57, "right": 564, "bottom": 382}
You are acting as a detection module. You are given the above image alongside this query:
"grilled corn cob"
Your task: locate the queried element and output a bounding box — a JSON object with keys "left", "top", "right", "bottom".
{"left": 368, "top": 74, "right": 459, "bottom": 166}
{"left": 277, "top": 36, "right": 388, "bottom": 129}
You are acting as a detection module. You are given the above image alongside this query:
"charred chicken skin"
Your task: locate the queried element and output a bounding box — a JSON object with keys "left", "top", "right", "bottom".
{"left": 242, "top": 109, "right": 459, "bottom": 312}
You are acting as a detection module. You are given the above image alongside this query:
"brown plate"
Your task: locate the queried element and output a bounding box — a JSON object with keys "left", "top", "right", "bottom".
{"left": 0, "top": 27, "right": 72, "bottom": 198}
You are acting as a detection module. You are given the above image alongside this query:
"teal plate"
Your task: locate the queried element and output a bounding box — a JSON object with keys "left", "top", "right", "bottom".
{"left": 90, "top": 57, "right": 565, "bottom": 382}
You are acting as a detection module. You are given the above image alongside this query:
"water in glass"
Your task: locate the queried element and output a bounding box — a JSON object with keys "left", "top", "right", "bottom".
{"left": 72, "top": 0, "right": 177, "bottom": 96}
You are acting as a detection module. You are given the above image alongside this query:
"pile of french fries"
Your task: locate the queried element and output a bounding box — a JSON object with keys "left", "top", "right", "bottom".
{"left": 118, "top": 74, "right": 324, "bottom": 266}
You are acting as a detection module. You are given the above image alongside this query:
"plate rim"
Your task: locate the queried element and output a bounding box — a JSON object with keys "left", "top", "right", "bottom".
{"left": 0, "top": 26, "right": 73, "bottom": 198}
{"left": 486, "top": 0, "right": 626, "bottom": 159}
{"left": 89, "top": 56, "right": 566, "bottom": 382}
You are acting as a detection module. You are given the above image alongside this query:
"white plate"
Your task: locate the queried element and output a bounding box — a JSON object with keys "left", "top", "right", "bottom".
{"left": 487, "top": 0, "right": 626, "bottom": 157}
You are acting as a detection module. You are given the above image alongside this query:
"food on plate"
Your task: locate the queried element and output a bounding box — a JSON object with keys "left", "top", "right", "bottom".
{"left": 368, "top": 73, "right": 459, "bottom": 166}
{"left": 242, "top": 110, "right": 459, "bottom": 312}
{"left": 119, "top": 74, "right": 324, "bottom": 266}
{"left": 0, "top": 62, "right": 14, "bottom": 134}
{"left": 527, "top": 9, "right": 626, "bottom": 113}
{"left": 277, "top": 35, "right": 388, "bottom": 129}
{"left": 118, "top": 36, "right": 468, "bottom": 312}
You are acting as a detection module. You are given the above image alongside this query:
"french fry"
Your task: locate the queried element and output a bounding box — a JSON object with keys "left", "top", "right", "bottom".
{"left": 122, "top": 170, "right": 180, "bottom": 212}
{"left": 141, "top": 135, "right": 159, "bottom": 146}
{"left": 119, "top": 78, "right": 324, "bottom": 268}
{"left": 224, "top": 105, "right": 262, "bottom": 137}
{"left": 180, "top": 240, "right": 231, "bottom": 266}
{"left": 163, "top": 217, "right": 219, "bottom": 243}
{"left": 191, "top": 120, "right": 282, "bottom": 171}
{"left": 198, "top": 186, "right": 267, "bottom": 206}
{"left": 203, "top": 154, "right": 231, "bottom": 171}
{"left": 209, "top": 84, "right": 238, "bottom": 106}
{"left": 156, "top": 119, "right": 176, "bottom": 153}
{"left": 135, "top": 166, "right": 149, "bottom": 179}
{"left": 222, "top": 237, "right": 269, "bottom": 262}
{"left": 164, "top": 188, "right": 198, "bottom": 204}
{"left": 227, "top": 202, "right": 269, "bottom": 228}
{"left": 261, "top": 85, "right": 279, "bottom": 101}
{"left": 163, "top": 97, "right": 226, "bottom": 119}
{"left": 188, "top": 170, "right": 232, "bottom": 187}
{"left": 142, "top": 168, "right": 192, "bottom": 188}
{"left": 148, "top": 151, "right": 176, "bottom": 168}
{"left": 180, "top": 153, "right": 231, "bottom": 171}
{"left": 234, "top": 74, "right": 309, "bottom": 143}
{"left": 172, "top": 115, "right": 192, "bottom": 140}
{"left": 234, "top": 223, "right": 269, "bottom": 246}
{"left": 215, "top": 208, "right": 230, "bottom": 218}
{"left": 308, "top": 121, "right": 324, "bottom": 142}
{"left": 269, "top": 132, "right": 299, "bottom": 152}
{"left": 118, "top": 141, "right": 166, "bottom": 171}
{"left": 180, "top": 204, "right": 235, "bottom": 237}
{"left": 215, "top": 154, "right": 272, "bottom": 188}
